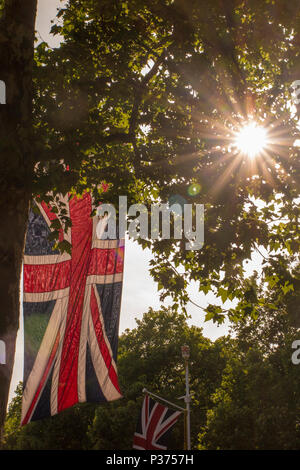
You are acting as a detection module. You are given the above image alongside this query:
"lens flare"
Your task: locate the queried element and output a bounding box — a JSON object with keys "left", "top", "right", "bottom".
{"left": 188, "top": 183, "right": 202, "bottom": 196}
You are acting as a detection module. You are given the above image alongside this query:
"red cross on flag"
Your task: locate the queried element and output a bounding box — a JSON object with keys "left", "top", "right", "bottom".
{"left": 21, "top": 192, "right": 124, "bottom": 425}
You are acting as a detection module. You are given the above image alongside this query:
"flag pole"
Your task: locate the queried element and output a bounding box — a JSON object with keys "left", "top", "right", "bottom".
{"left": 181, "top": 345, "right": 191, "bottom": 450}
{"left": 142, "top": 388, "right": 185, "bottom": 412}
{"left": 183, "top": 408, "right": 187, "bottom": 450}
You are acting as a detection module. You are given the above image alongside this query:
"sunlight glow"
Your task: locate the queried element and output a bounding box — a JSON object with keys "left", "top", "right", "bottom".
{"left": 235, "top": 123, "right": 268, "bottom": 158}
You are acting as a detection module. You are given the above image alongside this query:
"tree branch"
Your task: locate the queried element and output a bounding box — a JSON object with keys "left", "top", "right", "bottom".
{"left": 129, "top": 50, "right": 166, "bottom": 135}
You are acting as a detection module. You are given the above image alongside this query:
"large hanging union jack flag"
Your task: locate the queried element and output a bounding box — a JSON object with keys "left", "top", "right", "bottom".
{"left": 133, "top": 395, "right": 181, "bottom": 450}
{"left": 21, "top": 192, "right": 124, "bottom": 425}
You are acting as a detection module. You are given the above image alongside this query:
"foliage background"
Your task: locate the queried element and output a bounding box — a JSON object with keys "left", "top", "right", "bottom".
{"left": 2, "top": 301, "right": 300, "bottom": 450}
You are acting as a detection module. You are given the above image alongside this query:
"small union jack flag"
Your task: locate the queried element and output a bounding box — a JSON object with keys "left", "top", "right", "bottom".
{"left": 133, "top": 395, "right": 181, "bottom": 450}
{"left": 21, "top": 192, "right": 124, "bottom": 425}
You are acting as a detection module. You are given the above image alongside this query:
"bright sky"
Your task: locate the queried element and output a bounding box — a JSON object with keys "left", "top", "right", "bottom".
{"left": 9, "top": 0, "right": 232, "bottom": 402}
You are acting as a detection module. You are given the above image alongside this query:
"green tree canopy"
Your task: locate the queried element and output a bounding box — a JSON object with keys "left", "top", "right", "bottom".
{"left": 87, "top": 307, "right": 230, "bottom": 449}
{"left": 3, "top": 300, "right": 300, "bottom": 450}
{"left": 2, "top": 307, "right": 230, "bottom": 450}
{"left": 198, "top": 281, "right": 300, "bottom": 450}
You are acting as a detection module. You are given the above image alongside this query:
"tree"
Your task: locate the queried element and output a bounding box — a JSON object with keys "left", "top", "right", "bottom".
{"left": 2, "top": 383, "right": 96, "bottom": 450}
{"left": 0, "top": 0, "right": 37, "bottom": 432}
{"left": 2, "top": 307, "right": 230, "bottom": 449}
{"left": 198, "top": 282, "right": 300, "bottom": 450}
{"left": 33, "top": 0, "right": 300, "bottom": 321}
{"left": 4, "top": 301, "right": 300, "bottom": 450}
{"left": 199, "top": 346, "right": 300, "bottom": 450}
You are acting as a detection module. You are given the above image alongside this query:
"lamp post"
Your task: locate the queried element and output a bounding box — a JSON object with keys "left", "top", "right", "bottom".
{"left": 181, "top": 344, "right": 191, "bottom": 450}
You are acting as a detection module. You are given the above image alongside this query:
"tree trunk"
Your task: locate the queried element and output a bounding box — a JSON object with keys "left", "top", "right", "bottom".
{"left": 0, "top": 0, "right": 37, "bottom": 434}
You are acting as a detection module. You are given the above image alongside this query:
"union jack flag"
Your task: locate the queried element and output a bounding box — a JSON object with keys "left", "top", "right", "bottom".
{"left": 21, "top": 192, "right": 124, "bottom": 425}
{"left": 133, "top": 395, "right": 181, "bottom": 450}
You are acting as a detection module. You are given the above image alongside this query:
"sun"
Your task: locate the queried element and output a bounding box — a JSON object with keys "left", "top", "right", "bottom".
{"left": 235, "top": 122, "right": 268, "bottom": 158}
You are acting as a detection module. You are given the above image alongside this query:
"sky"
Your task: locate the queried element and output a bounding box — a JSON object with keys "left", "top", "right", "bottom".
{"left": 9, "top": 0, "right": 232, "bottom": 401}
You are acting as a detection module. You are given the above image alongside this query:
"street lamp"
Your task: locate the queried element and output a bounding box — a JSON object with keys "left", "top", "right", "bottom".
{"left": 181, "top": 345, "right": 191, "bottom": 450}
{"left": 181, "top": 344, "right": 190, "bottom": 361}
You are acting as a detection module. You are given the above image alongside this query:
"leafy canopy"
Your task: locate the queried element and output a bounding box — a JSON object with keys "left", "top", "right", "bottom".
{"left": 2, "top": 307, "right": 229, "bottom": 450}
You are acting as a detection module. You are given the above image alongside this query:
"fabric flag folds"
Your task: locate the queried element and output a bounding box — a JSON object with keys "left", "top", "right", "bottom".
{"left": 21, "top": 192, "right": 124, "bottom": 425}
{"left": 133, "top": 395, "right": 181, "bottom": 450}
